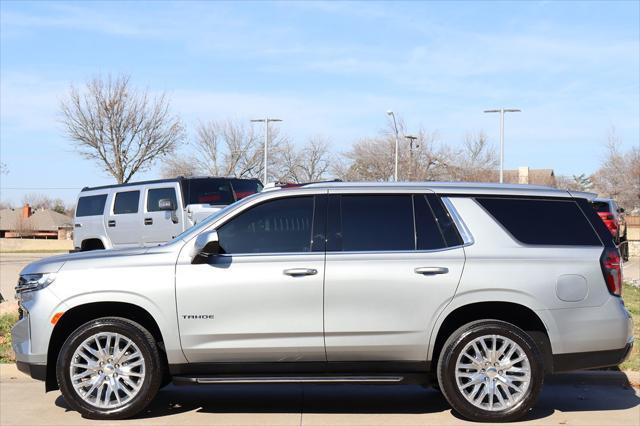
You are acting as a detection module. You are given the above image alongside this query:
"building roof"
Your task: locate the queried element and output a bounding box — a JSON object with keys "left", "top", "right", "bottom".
{"left": 0, "top": 209, "right": 73, "bottom": 231}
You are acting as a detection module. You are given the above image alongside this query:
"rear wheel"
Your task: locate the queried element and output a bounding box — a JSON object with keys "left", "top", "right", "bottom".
{"left": 437, "top": 320, "right": 544, "bottom": 422}
{"left": 57, "top": 317, "right": 162, "bottom": 419}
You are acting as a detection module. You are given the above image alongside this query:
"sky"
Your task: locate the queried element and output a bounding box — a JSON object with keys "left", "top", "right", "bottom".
{"left": 1, "top": 0, "right": 639, "bottom": 205}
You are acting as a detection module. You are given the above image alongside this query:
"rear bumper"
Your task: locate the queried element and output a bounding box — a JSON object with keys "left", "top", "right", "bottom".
{"left": 553, "top": 341, "right": 634, "bottom": 372}
{"left": 16, "top": 361, "right": 47, "bottom": 381}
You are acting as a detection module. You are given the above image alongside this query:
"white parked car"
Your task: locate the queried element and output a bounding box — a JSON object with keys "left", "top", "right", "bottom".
{"left": 73, "top": 177, "right": 262, "bottom": 250}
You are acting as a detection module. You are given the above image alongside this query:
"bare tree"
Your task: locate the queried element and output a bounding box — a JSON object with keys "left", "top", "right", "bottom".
{"left": 0, "top": 162, "right": 8, "bottom": 175}
{"left": 592, "top": 128, "right": 640, "bottom": 211}
{"left": 60, "top": 75, "right": 185, "bottom": 183}
{"left": 277, "top": 137, "right": 333, "bottom": 183}
{"left": 448, "top": 132, "right": 499, "bottom": 182}
{"left": 160, "top": 156, "right": 199, "bottom": 178}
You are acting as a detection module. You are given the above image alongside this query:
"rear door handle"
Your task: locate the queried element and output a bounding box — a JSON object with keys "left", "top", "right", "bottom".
{"left": 414, "top": 267, "right": 449, "bottom": 275}
{"left": 283, "top": 268, "right": 318, "bottom": 277}
{"left": 144, "top": 218, "right": 153, "bottom": 225}
{"left": 108, "top": 220, "right": 116, "bottom": 227}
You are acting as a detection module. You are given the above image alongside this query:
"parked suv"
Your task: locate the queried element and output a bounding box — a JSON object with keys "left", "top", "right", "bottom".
{"left": 13, "top": 182, "right": 633, "bottom": 422}
{"left": 592, "top": 197, "right": 629, "bottom": 261}
{"left": 73, "top": 176, "right": 262, "bottom": 251}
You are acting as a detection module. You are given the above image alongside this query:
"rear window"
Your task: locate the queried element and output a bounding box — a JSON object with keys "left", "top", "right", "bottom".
{"left": 592, "top": 201, "right": 612, "bottom": 213}
{"left": 113, "top": 191, "right": 140, "bottom": 214}
{"left": 76, "top": 194, "right": 107, "bottom": 217}
{"left": 231, "top": 179, "right": 263, "bottom": 200}
{"left": 183, "top": 178, "right": 235, "bottom": 205}
{"left": 477, "top": 197, "right": 601, "bottom": 246}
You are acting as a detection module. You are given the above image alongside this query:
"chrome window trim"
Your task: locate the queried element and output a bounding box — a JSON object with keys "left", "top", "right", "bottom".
{"left": 441, "top": 197, "right": 474, "bottom": 246}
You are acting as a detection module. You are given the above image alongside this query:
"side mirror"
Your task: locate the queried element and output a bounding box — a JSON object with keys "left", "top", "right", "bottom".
{"left": 158, "top": 199, "right": 175, "bottom": 211}
{"left": 191, "top": 230, "right": 220, "bottom": 262}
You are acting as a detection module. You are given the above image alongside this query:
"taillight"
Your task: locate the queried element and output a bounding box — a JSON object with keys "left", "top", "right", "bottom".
{"left": 600, "top": 248, "right": 622, "bottom": 296}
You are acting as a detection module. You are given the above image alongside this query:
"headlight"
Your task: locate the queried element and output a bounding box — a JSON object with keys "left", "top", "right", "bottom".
{"left": 15, "top": 273, "right": 56, "bottom": 295}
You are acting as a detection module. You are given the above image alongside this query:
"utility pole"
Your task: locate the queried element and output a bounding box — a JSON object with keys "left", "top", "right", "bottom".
{"left": 483, "top": 108, "right": 521, "bottom": 183}
{"left": 387, "top": 110, "right": 400, "bottom": 182}
{"left": 251, "top": 118, "right": 282, "bottom": 184}
{"left": 405, "top": 135, "right": 418, "bottom": 181}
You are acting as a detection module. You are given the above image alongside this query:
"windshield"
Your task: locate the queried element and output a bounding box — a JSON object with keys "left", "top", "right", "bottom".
{"left": 170, "top": 191, "right": 264, "bottom": 243}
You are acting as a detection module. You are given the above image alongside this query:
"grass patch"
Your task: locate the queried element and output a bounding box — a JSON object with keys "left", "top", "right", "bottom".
{"left": 620, "top": 282, "right": 640, "bottom": 371}
{"left": 0, "top": 312, "right": 18, "bottom": 363}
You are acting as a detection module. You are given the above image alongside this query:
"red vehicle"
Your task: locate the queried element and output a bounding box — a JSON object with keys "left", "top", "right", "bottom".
{"left": 592, "top": 198, "right": 628, "bottom": 261}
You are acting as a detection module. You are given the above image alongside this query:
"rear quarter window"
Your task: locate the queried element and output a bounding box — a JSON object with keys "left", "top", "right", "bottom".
{"left": 76, "top": 194, "right": 107, "bottom": 217}
{"left": 477, "top": 197, "right": 601, "bottom": 246}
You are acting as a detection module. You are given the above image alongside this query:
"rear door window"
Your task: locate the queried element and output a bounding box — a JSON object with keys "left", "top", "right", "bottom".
{"left": 413, "top": 195, "right": 447, "bottom": 250}
{"left": 338, "top": 195, "right": 415, "bottom": 252}
{"left": 477, "top": 197, "right": 601, "bottom": 246}
{"left": 147, "top": 187, "right": 178, "bottom": 212}
{"left": 113, "top": 191, "right": 140, "bottom": 214}
{"left": 76, "top": 194, "right": 107, "bottom": 217}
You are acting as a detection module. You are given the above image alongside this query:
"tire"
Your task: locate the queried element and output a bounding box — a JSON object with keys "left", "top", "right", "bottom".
{"left": 57, "top": 317, "right": 163, "bottom": 420}
{"left": 437, "top": 320, "right": 544, "bottom": 422}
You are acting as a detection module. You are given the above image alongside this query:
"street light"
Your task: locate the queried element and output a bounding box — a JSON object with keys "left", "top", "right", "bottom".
{"left": 387, "top": 110, "right": 400, "bottom": 182}
{"left": 405, "top": 135, "right": 419, "bottom": 181}
{"left": 483, "top": 108, "right": 521, "bottom": 183}
{"left": 251, "top": 118, "right": 282, "bottom": 184}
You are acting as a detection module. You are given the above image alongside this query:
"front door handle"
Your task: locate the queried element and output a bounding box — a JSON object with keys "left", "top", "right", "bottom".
{"left": 144, "top": 218, "right": 153, "bottom": 225}
{"left": 108, "top": 220, "right": 116, "bottom": 227}
{"left": 283, "top": 268, "right": 318, "bottom": 277}
{"left": 414, "top": 267, "right": 449, "bottom": 275}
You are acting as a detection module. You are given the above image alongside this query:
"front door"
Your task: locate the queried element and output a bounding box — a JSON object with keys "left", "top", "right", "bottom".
{"left": 176, "top": 194, "right": 327, "bottom": 363}
{"left": 142, "top": 185, "right": 184, "bottom": 245}
{"left": 323, "top": 192, "right": 465, "bottom": 361}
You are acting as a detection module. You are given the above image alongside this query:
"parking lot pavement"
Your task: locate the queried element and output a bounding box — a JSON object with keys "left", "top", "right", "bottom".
{"left": 1, "top": 364, "right": 638, "bottom": 426}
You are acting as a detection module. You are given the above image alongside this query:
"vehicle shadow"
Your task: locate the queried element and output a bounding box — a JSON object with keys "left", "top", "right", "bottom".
{"left": 54, "top": 372, "right": 640, "bottom": 421}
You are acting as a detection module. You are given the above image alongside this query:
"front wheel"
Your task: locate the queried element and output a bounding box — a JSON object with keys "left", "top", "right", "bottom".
{"left": 57, "top": 317, "right": 163, "bottom": 419}
{"left": 437, "top": 320, "right": 544, "bottom": 422}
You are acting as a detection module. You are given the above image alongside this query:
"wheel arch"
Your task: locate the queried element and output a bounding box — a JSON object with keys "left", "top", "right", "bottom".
{"left": 45, "top": 301, "right": 167, "bottom": 391}
{"left": 429, "top": 301, "right": 553, "bottom": 374}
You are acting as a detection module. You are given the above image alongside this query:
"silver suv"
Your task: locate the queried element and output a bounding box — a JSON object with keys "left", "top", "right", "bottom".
{"left": 12, "top": 182, "right": 633, "bottom": 422}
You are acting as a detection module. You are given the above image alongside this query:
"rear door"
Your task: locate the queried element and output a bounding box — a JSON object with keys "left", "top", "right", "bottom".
{"left": 323, "top": 191, "right": 465, "bottom": 361}
{"left": 73, "top": 192, "right": 108, "bottom": 249}
{"left": 142, "top": 183, "right": 184, "bottom": 245}
{"left": 105, "top": 188, "right": 143, "bottom": 247}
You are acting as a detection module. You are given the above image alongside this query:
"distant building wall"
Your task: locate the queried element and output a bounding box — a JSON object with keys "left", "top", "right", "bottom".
{"left": 0, "top": 238, "right": 73, "bottom": 252}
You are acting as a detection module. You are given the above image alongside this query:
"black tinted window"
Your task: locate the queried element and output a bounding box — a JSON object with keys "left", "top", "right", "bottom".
{"left": 113, "top": 191, "right": 140, "bottom": 214}
{"left": 477, "top": 197, "right": 601, "bottom": 246}
{"left": 218, "top": 197, "right": 314, "bottom": 254}
{"left": 427, "top": 194, "right": 462, "bottom": 246}
{"left": 147, "top": 188, "right": 178, "bottom": 212}
{"left": 231, "top": 179, "right": 263, "bottom": 200}
{"left": 592, "top": 201, "right": 611, "bottom": 213}
{"left": 76, "top": 194, "right": 107, "bottom": 217}
{"left": 414, "top": 195, "right": 446, "bottom": 250}
{"left": 184, "top": 178, "right": 235, "bottom": 205}
{"left": 339, "top": 195, "right": 414, "bottom": 251}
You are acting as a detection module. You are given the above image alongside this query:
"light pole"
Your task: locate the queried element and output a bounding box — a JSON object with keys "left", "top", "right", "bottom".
{"left": 405, "top": 135, "right": 418, "bottom": 181}
{"left": 387, "top": 110, "right": 400, "bottom": 182}
{"left": 251, "top": 118, "right": 282, "bottom": 184}
{"left": 483, "top": 108, "right": 521, "bottom": 183}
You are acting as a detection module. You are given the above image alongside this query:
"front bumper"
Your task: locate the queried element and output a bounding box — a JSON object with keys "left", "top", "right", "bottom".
{"left": 16, "top": 361, "right": 47, "bottom": 381}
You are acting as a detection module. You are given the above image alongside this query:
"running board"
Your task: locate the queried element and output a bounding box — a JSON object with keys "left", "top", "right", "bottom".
{"left": 172, "top": 375, "right": 405, "bottom": 385}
